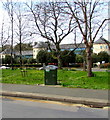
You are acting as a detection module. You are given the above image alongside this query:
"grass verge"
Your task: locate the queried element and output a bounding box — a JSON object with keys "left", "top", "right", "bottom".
{"left": 1, "top": 69, "right": 109, "bottom": 89}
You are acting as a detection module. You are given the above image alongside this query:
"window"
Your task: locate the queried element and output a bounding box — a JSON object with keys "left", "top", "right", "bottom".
{"left": 106, "top": 46, "right": 108, "bottom": 49}
{"left": 100, "top": 46, "right": 102, "bottom": 49}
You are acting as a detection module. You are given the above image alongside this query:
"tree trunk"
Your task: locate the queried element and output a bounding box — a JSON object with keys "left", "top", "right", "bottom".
{"left": 10, "top": 2, "right": 14, "bottom": 70}
{"left": 20, "top": 53, "right": 22, "bottom": 69}
{"left": 56, "top": 43, "right": 63, "bottom": 69}
{"left": 86, "top": 48, "right": 93, "bottom": 77}
{"left": 83, "top": 60, "right": 86, "bottom": 71}
{"left": 11, "top": 26, "right": 14, "bottom": 70}
{"left": 57, "top": 55, "right": 63, "bottom": 69}
{"left": 19, "top": 35, "right": 22, "bottom": 69}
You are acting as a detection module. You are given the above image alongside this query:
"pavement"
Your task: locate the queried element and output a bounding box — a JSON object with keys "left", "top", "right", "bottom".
{"left": 76, "top": 68, "right": 108, "bottom": 72}
{"left": 0, "top": 83, "right": 109, "bottom": 108}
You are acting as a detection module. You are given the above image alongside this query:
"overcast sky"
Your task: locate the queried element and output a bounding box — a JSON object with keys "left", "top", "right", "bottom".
{"left": 0, "top": 0, "right": 109, "bottom": 46}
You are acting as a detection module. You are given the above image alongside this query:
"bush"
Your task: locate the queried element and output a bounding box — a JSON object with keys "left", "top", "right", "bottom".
{"left": 92, "top": 53, "right": 98, "bottom": 63}
{"left": 75, "top": 54, "right": 83, "bottom": 63}
{"left": 6, "top": 64, "right": 42, "bottom": 68}
{"left": 98, "top": 51, "right": 110, "bottom": 63}
{"left": 37, "top": 50, "right": 49, "bottom": 64}
{"left": 2, "top": 55, "right": 12, "bottom": 64}
{"left": 37, "top": 50, "right": 76, "bottom": 67}
{"left": 61, "top": 50, "right": 76, "bottom": 64}
{"left": 27, "top": 58, "right": 36, "bottom": 64}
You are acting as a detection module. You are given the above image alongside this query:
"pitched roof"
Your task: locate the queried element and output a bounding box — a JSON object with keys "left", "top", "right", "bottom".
{"left": 0, "top": 49, "right": 33, "bottom": 56}
{"left": 15, "top": 51, "right": 33, "bottom": 56}
{"left": 33, "top": 42, "right": 48, "bottom": 48}
{"left": 0, "top": 49, "right": 15, "bottom": 55}
{"left": 94, "top": 37, "right": 110, "bottom": 44}
{"left": 33, "top": 41, "right": 86, "bottom": 50}
{"left": 60, "top": 43, "right": 85, "bottom": 49}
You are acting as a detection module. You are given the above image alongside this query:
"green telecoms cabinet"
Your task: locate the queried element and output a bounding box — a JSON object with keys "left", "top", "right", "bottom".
{"left": 44, "top": 65, "right": 58, "bottom": 85}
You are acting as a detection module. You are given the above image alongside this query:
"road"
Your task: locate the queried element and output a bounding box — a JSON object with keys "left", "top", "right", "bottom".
{"left": 1, "top": 96, "right": 109, "bottom": 118}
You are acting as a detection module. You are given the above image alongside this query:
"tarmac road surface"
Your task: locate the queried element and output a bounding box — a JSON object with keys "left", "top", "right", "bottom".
{"left": 1, "top": 96, "right": 109, "bottom": 118}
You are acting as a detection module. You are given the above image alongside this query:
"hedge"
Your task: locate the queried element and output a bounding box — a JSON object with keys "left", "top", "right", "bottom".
{"left": 6, "top": 64, "right": 42, "bottom": 68}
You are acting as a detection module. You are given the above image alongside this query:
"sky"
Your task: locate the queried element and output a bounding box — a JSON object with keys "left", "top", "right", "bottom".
{"left": 0, "top": 0, "right": 109, "bottom": 46}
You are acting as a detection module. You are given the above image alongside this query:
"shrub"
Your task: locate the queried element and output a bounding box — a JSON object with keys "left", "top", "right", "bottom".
{"left": 6, "top": 64, "right": 42, "bottom": 68}
{"left": 98, "top": 51, "right": 110, "bottom": 63}
{"left": 75, "top": 54, "right": 83, "bottom": 63}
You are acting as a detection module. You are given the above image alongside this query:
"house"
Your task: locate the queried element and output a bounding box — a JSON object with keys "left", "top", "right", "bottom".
{"left": 93, "top": 37, "right": 110, "bottom": 55}
{"left": 0, "top": 49, "right": 15, "bottom": 59}
{"left": 60, "top": 43, "right": 85, "bottom": 54}
{"left": 33, "top": 42, "right": 48, "bottom": 59}
{"left": 33, "top": 38, "right": 110, "bottom": 59}
{"left": 15, "top": 51, "right": 33, "bottom": 59}
{"left": 1, "top": 37, "right": 109, "bottom": 60}
{"left": 33, "top": 41, "right": 86, "bottom": 59}
{"left": 0, "top": 49, "right": 33, "bottom": 59}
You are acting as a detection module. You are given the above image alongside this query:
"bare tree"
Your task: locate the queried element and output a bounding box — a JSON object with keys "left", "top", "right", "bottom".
{"left": 3, "top": 0, "right": 15, "bottom": 70}
{"left": 14, "top": 2, "right": 32, "bottom": 69}
{"left": 66, "top": 0, "right": 110, "bottom": 77}
{"left": 0, "top": 19, "right": 10, "bottom": 51}
{"left": 26, "top": 1, "right": 77, "bottom": 68}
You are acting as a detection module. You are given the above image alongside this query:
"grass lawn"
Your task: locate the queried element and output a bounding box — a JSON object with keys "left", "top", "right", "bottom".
{"left": 1, "top": 69, "right": 109, "bottom": 89}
